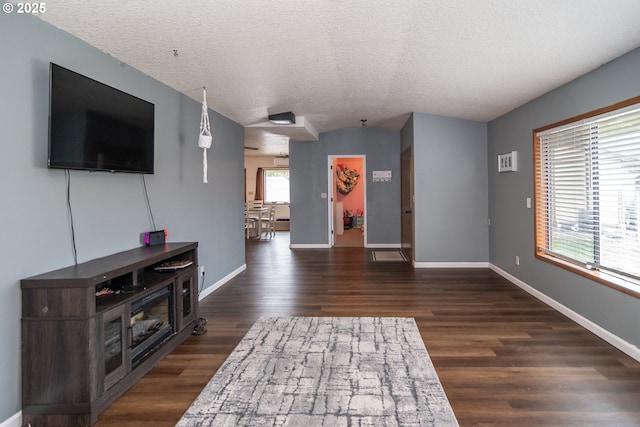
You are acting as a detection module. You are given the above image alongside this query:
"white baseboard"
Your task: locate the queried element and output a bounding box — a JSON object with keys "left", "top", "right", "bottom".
{"left": 0, "top": 411, "right": 21, "bottom": 427}
{"left": 489, "top": 263, "right": 640, "bottom": 362}
{"left": 366, "top": 243, "right": 402, "bottom": 248}
{"left": 414, "top": 261, "right": 489, "bottom": 268}
{"left": 198, "top": 264, "right": 246, "bottom": 301}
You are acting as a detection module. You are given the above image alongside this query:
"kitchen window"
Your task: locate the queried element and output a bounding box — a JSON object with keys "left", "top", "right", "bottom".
{"left": 263, "top": 168, "right": 290, "bottom": 203}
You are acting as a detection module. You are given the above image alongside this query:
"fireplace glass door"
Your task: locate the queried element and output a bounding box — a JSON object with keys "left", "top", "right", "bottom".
{"left": 129, "top": 284, "right": 174, "bottom": 367}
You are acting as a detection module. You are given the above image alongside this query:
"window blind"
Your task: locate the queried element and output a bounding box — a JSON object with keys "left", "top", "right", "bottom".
{"left": 537, "top": 105, "right": 640, "bottom": 281}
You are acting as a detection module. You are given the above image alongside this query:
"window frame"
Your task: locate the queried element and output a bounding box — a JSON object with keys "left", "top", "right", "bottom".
{"left": 533, "top": 96, "right": 640, "bottom": 299}
{"left": 262, "top": 167, "right": 290, "bottom": 204}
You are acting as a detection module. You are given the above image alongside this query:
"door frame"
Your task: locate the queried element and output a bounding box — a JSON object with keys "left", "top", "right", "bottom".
{"left": 401, "top": 147, "right": 414, "bottom": 262}
{"left": 327, "top": 155, "right": 367, "bottom": 247}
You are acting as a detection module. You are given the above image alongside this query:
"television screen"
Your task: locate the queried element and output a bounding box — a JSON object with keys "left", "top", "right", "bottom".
{"left": 48, "top": 63, "right": 155, "bottom": 174}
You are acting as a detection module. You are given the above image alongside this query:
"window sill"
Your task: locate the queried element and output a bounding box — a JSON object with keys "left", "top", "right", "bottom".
{"left": 535, "top": 251, "right": 640, "bottom": 299}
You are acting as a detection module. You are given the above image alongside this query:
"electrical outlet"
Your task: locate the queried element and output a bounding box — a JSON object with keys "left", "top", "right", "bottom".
{"left": 515, "top": 255, "right": 520, "bottom": 266}
{"left": 199, "top": 266, "right": 205, "bottom": 276}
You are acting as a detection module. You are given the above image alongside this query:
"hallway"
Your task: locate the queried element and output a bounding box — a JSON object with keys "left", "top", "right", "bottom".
{"left": 333, "top": 227, "right": 364, "bottom": 247}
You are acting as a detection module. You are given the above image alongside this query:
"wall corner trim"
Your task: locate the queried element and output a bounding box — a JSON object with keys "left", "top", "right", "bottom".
{"left": 489, "top": 263, "right": 640, "bottom": 363}
{"left": 289, "top": 244, "right": 332, "bottom": 249}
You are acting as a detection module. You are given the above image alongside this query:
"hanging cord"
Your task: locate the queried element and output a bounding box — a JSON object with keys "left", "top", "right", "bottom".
{"left": 141, "top": 174, "right": 157, "bottom": 231}
{"left": 199, "top": 269, "right": 205, "bottom": 294}
{"left": 202, "top": 148, "right": 208, "bottom": 183}
{"left": 198, "top": 87, "right": 212, "bottom": 184}
{"left": 65, "top": 170, "right": 78, "bottom": 265}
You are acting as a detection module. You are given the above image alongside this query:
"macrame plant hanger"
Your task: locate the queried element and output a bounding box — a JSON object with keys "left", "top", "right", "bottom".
{"left": 198, "top": 87, "right": 212, "bottom": 183}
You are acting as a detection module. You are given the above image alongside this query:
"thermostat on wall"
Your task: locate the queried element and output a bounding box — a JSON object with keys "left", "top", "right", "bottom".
{"left": 498, "top": 151, "right": 517, "bottom": 173}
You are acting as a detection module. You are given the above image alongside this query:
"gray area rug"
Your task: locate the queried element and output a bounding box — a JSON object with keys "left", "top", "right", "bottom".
{"left": 177, "top": 317, "right": 458, "bottom": 426}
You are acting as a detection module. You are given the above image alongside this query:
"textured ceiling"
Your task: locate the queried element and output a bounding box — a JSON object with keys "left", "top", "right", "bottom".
{"left": 34, "top": 0, "right": 640, "bottom": 155}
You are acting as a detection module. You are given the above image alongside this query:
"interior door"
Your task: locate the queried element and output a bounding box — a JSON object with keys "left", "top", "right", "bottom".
{"left": 330, "top": 158, "right": 339, "bottom": 245}
{"left": 401, "top": 147, "right": 414, "bottom": 262}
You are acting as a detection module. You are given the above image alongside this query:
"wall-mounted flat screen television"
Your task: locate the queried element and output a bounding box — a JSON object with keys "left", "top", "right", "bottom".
{"left": 48, "top": 63, "right": 155, "bottom": 174}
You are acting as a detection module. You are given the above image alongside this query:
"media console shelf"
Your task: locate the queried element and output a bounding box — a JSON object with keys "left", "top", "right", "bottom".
{"left": 21, "top": 242, "right": 199, "bottom": 426}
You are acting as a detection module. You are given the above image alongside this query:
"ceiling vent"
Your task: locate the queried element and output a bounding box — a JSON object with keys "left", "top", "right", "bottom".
{"left": 268, "top": 112, "right": 295, "bottom": 125}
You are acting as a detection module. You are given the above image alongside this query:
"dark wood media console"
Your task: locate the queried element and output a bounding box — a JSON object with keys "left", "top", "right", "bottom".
{"left": 21, "top": 242, "right": 199, "bottom": 426}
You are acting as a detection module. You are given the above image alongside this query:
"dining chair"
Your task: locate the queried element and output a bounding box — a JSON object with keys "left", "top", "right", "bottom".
{"left": 259, "top": 204, "right": 277, "bottom": 238}
{"left": 244, "top": 213, "right": 258, "bottom": 239}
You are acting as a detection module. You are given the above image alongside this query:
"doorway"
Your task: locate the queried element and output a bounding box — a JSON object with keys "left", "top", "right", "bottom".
{"left": 328, "top": 156, "right": 366, "bottom": 247}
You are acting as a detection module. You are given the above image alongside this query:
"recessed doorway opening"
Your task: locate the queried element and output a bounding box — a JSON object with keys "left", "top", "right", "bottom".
{"left": 328, "top": 156, "right": 366, "bottom": 247}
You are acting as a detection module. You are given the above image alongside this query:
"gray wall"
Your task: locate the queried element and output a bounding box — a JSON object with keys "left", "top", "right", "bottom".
{"left": 0, "top": 13, "right": 245, "bottom": 422}
{"left": 488, "top": 48, "right": 640, "bottom": 347}
{"left": 290, "top": 127, "right": 401, "bottom": 245}
{"left": 411, "top": 113, "right": 489, "bottom": 263}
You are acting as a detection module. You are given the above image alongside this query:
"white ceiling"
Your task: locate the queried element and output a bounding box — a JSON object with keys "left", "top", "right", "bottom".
{"left": 34, "top": 0, "right": 640, "bottom": 156}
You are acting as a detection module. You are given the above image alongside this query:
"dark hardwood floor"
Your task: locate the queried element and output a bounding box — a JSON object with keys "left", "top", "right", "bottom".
{"left": 95, "top": 232, "right": 640, "bottom": 426}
